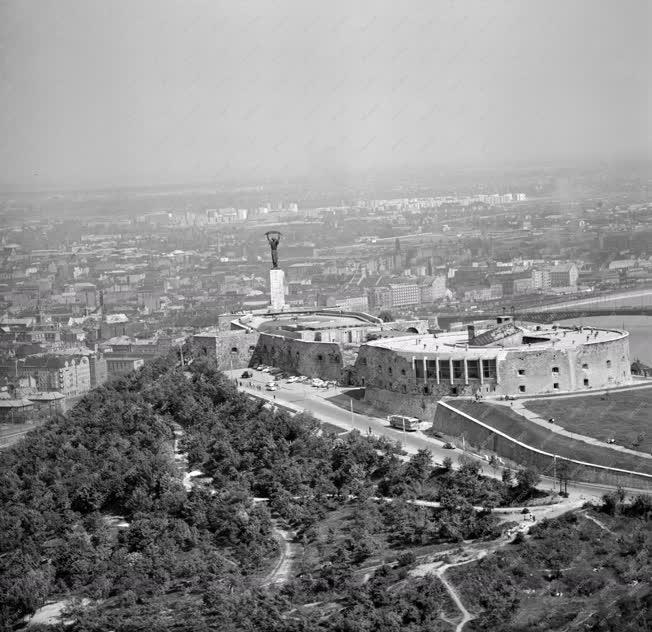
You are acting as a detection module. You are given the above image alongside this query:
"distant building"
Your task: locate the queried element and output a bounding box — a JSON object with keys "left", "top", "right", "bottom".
{"left": 0, "top": 355, "right": 91, "bottom": 397}
{"left": 419, "top": 275, "right": 447, "bottom": 303}
{"left": 88, "top": 353, "right": 108, "bottom": 388}
{"left": 335, "top": 294, "right": 369, "bottom": 312}
{"left": 531, "top": 268, "right": 551, "bottom": 290}
{"left": 105, "top": 356, "right": 144, "bottom": 378}
{"left": 389, "top": 284, "right": 420, "bottom": 308}
{"left": 548, "top": 263, "right": 579, "bottom": 289}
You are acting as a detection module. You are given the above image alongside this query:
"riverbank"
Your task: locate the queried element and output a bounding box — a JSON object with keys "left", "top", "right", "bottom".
{"left": 531, "top": 287, "right": 652, "bottom": 311}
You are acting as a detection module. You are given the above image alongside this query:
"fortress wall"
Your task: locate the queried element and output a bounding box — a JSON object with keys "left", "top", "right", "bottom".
{"left": 252, "top": 332, "right": 344, "bottom": 380}
{"left": 355, "top": 344, "right": 483, "bottom": 398}
{"left": 434, "top": 401, "right": 652, "bottom": 490}
{"left": 574, "top": 335, "right": 630, "bottom": 389}
{"left": 192, "top": 331, "right": 260, "bottom": 370}
{"left": 499, "top": 334, "right": 631, "bottom": 396}
{"left": 362, "top": 386, "right": 441, "bottom": 420}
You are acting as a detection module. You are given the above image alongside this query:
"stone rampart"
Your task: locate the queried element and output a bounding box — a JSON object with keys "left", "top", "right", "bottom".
{"left": 192, "top": 330, "right": 260, "bottom": 370}
{"left": 434, "top": 401, "right": 652, "bottom": 490}
{"left": 252, "top": 332, "right": 344, "bottom": 380}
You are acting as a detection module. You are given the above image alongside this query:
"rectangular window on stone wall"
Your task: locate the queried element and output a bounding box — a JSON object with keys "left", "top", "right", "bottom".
{"left": 467, "top": 360, "right": 480, "bottom": 379}
{"left": 439, "top": 362, "right": 451, "bottom": 381}
{"left": 415, "top": 362, "right": 424, "bottom": 379}
{"left": 483, "top": 359, "right": 497, "bottom": 379}
{"left": 452, "top": 360, "right": 463, "bottom": 379}
{"left": 426, "top": 360, "right": 438, "bottom": 380}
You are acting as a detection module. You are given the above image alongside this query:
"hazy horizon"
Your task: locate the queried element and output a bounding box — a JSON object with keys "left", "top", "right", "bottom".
{"left": 1, "top": 0, "right": 650, "bottom": 191}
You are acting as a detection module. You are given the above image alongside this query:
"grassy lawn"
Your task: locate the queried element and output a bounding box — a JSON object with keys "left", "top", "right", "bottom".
{"left": 440, "top": 401, "right": 652, "bottom": 475}
{"left": 524, "top": 390, "right": 652, "bottom": 453}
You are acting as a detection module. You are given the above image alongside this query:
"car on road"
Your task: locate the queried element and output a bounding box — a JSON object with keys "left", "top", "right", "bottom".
{"left": 287, "top": 376, "right": 298, "bottom": 383}
{"left": 443, "top": 442, "right": 455, "bottom": 449}
{"left": 265, "top": 384, "right": 278, "bottom": 391}
{"left": 261, "top": 367, "right": 271, "bottom": 373}
{"left": 241, "top": 370, "right": 252, "bottom": 378}
{"left": 311, "top": 378, "right": 324, "bottom": 387}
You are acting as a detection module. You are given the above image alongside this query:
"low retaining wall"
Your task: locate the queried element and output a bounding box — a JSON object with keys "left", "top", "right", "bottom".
{"left": 363, "top": 386, "right": 440, "bottom": 421}
{"left": 434, "top": 401, "right": 652, "bottom": 490}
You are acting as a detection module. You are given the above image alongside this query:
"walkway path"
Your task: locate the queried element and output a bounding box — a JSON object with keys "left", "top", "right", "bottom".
{"left": 581, "top": 511, "right": 615, "bottom": 535}
{"left": 439, "top": 569, "right": 474, "bottom": 632}
{"left": 262, "top": 522, "right": 298, "bottom": 587}
{"left": 492, "top": 398, "right": 652, "bottom": 460}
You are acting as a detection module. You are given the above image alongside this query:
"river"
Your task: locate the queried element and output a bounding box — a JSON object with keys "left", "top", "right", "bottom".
{"left": 551, "top": 288, "right": 652, "bottom": 367}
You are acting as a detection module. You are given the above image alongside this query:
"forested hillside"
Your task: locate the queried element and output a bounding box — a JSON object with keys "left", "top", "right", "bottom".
{"left": 1, "top": 353, "right": 648, "bottom": 631}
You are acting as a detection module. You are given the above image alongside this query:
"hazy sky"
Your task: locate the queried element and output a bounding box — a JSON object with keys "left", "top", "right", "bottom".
{"left": 0, "top": 0, "right": 650, "bottom": 190}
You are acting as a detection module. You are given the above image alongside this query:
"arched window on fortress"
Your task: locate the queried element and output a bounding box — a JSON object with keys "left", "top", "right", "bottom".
{"left": 314, "top": 332, "right": 322, "bottom": 342}
{"left": 388, "top": 367, "right": 393, "bottom": 375}
{"left": 230, "top": 347, "right": 238, "bottom": 354}
{"left": 606, "top": 360, "right": 611, "bottom": 368}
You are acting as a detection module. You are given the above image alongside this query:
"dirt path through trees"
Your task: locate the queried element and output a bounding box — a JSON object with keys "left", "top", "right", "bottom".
{"left": 262, "top": 522, "right": 297, "bottom": 587}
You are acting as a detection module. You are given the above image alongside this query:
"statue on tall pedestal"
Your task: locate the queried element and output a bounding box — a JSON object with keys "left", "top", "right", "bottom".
{"left": 265, "top": 231, "right": 282, "bottom": 269}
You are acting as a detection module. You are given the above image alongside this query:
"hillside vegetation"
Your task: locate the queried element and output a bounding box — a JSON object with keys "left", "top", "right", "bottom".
{"left": 1, "top": 353, "right": 648, "bottom": 631}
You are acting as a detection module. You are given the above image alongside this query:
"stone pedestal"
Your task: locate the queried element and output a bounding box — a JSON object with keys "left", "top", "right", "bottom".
{"left": 270, "top": 268, "right": 286, "bottom": 310}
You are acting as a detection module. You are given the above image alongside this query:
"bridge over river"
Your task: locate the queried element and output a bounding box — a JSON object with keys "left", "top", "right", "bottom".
{"left": 436, "top": 306, "right": 652, "bottom": 329}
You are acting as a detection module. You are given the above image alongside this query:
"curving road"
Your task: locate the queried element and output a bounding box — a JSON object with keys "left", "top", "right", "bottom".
{"left": 230, "top": 370, "right": 650, "bottom": 502}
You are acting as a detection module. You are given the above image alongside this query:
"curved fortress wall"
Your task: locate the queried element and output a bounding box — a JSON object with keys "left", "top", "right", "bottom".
{"left": 354, "top": 325, "right": 631, "bottom": 405}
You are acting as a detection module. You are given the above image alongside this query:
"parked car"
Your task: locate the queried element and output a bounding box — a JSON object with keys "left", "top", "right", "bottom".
{"left": 241, "top": 370, "right": 252, "bottom": 378}
{"left": 265, "top": 384, "right": 278, "bottom": 391}
{"left": 443, "top": 442, "right": 455, "bottom": 449}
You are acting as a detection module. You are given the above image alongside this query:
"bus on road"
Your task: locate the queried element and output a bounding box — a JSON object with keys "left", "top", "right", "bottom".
{"left": 387, "top": 414, "right": 420, "bottom": 431}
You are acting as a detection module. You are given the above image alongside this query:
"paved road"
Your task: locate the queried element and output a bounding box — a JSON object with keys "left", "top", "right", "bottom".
{"left": 231, "top": 370, "right": 650, "bottom": 501}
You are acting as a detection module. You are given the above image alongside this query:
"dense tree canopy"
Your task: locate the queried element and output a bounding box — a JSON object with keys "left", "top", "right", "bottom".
{"left": 3, "top": 351, "right": 643, "bottom": 632}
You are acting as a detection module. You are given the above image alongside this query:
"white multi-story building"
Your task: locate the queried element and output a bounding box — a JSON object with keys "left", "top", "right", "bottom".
{"left": 389, "top": 284, "right": 420, "bottom": 307}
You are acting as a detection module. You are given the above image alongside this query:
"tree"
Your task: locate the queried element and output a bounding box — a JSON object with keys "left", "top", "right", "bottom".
{"left": 488, "top": 454, "right": 499, "bottom": 476}
{"left": 516, "top": 467, "right": 540, "bottom": 493}
{"left": 556, "top": 460, "right": 572, "bottom": 495}
{"left": 441, "top": 456, "right": 453, "bottom": 472}
{"left": 501, "top": 467, "right": 513, "bottom": 486}
{"left": 378, "top": 310, "right": 394, "bottom": 323}
{"left": 404, "top": 449, "right": 432, "bottom": 484}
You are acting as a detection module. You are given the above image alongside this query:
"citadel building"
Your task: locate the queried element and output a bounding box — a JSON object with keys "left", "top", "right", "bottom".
{"left": 353, "top": 317, "right": 631, "bottom": 408}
